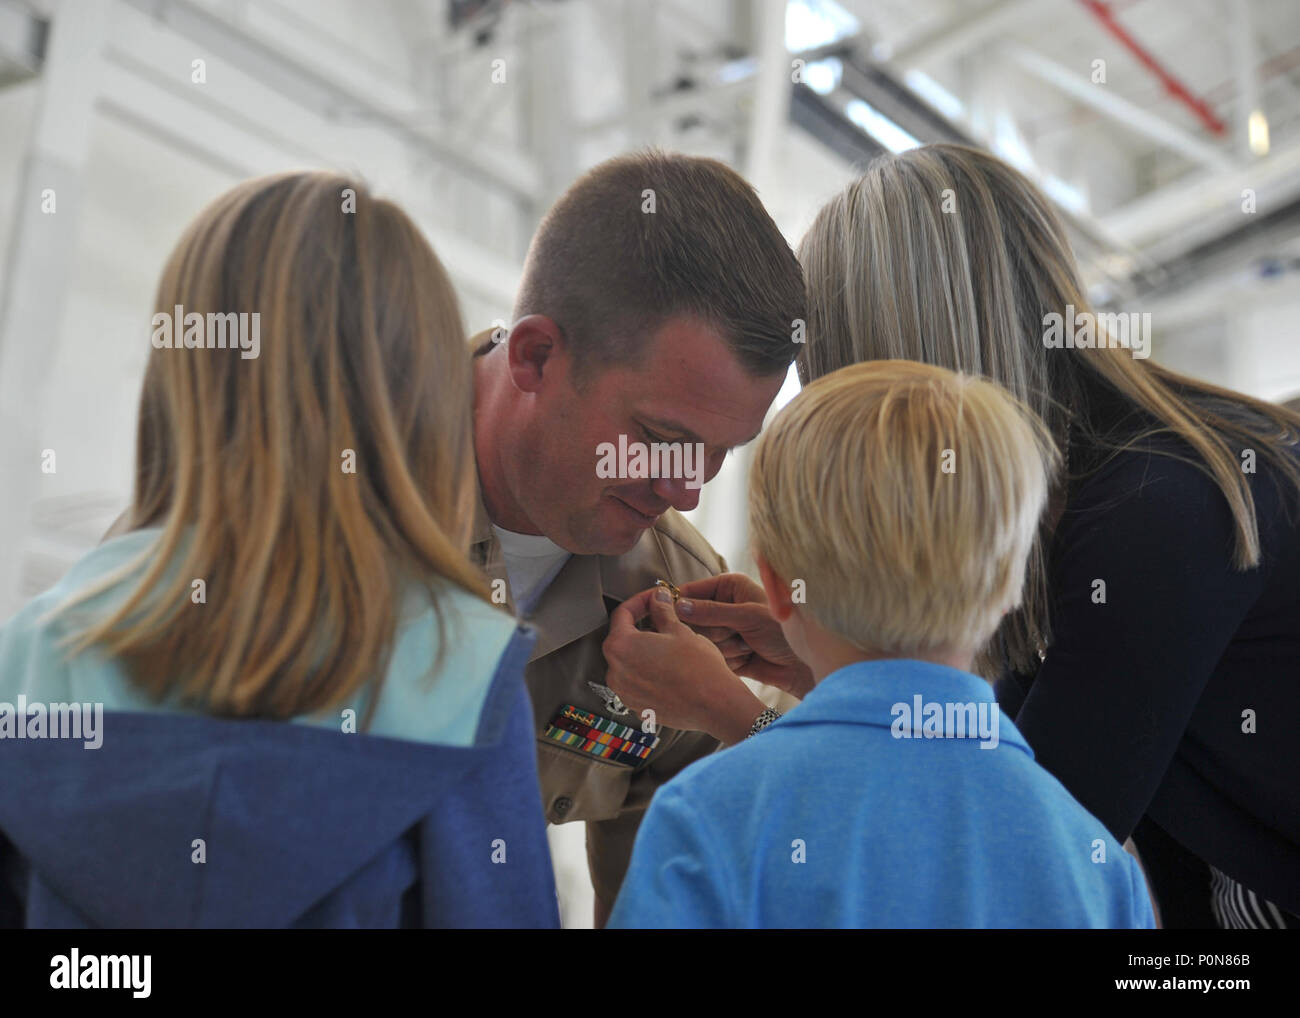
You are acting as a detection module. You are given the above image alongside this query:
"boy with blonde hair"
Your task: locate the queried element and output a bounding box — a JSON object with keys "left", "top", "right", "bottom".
{"left": 608, "top": 361, "right": 1156, "bottom": 928}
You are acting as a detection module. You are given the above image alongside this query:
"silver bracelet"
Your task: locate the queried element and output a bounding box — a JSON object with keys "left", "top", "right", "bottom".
{"left": 747, "top": 707, "right": 783, "bottom": 738}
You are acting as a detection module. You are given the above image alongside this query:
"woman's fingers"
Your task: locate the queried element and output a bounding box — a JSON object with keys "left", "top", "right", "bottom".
{"left": 680, "top": 621, "right": 736, "bottom": 643}
{"left": 675, "top": 571, "right": 765, "bottom": 605}
{"left": 676, "top": 596, "right": 769, "bottom": 634}
{"left": 716, "top": 635, "right": 751, "bottom": 658}
{"left": 614, "top": 586, "right": 658, "bottom": 625}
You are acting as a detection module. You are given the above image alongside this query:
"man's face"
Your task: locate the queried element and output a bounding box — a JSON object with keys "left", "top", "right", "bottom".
{"left": 512, "top": 317, "right": 785, "bottom": 556}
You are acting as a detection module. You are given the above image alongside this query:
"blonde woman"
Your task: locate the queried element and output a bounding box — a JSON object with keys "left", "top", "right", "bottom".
{"left": 610, "top": 143, "right": 1299, "bottom": 928}
{"left": 0, "top": 172, "right": 558, "bottom": 929}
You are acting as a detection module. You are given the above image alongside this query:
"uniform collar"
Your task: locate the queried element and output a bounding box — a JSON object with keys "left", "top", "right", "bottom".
{"left": 469, "top": 497, "right": 680, "bottom": 661}
{"left": 778, "top": 658, "right": 1032, "bottom": 755}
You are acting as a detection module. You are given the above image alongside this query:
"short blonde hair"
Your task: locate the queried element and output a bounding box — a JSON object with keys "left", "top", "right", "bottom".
{"left": 748, "top": 360, "right": 1058, "bottom": 661}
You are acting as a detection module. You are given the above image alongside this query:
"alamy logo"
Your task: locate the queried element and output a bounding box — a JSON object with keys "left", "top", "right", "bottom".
{"left": 595, "top": 435, "right": 706, "bottom": 489}
{"left": 890, "top": 695, "right": 1000, "bottom": 749}
{"left": 151, "top": 304, "right": 260, "bottom": 359}
{"left": 1042, "top": 304, "right": 1151, "bottom": 360}
{"left": 0, "top": 696, "right": 103, "bottom": 749}
{"left": 50, "top": 949, "right": 150, "bottom": 997}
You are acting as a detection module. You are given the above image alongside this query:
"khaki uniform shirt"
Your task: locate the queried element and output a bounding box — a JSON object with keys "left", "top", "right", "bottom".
{"left": 468, "top": 331, "right": 797, "bottom": 903}
{"left": 468, "top": 474, "right": 729, "bottom": 903}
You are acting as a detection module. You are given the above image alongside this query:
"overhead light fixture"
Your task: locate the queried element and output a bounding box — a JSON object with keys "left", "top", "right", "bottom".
{"left": 845, "top": 98, "right": 921, "bottom": 153}
{"left": 1249, "top": 109, "right": 1270, "bottom": 156}
{"left": 1043, "top": 175, "right": 1089, "bottom": 215}
{"left": 903, "top": 70, "right": 964, "bottom": 122}
{"left": 992, "top": 111, "right": 1036, "bottom": 173}
{"left": 716, "top": 57, "right": 758, "bottom": 84}
{"left": 803, "top": 56, "right": 843, "bottom": 95}
{"left": 785, "top": 0, "right": 860, "bottom": 53}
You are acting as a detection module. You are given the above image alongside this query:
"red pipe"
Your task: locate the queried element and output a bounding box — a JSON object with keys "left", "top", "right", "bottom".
{"left": 1078, "top": 0, "right": 1228, "bottom": 136}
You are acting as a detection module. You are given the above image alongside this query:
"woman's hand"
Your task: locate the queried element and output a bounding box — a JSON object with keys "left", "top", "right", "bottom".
{"left": 672, "top": 572, "right": 815, "bottom": 700}
{"left": 602, "top": 587, "right": 768, "bottom": 746}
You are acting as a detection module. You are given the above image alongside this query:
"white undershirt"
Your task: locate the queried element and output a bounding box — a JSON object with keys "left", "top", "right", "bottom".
{"left": 491, "top": 524, "right": 571, "bottom": 611}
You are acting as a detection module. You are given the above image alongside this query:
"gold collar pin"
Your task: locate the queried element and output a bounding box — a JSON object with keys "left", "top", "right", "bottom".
{"left": 655, "top": 578, "right": 681, "bottom": 602}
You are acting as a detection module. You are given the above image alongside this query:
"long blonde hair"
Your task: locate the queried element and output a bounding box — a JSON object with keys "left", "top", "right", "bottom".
{"left": 798, "top": 143, "right": 1300, "bottom": 676}
{"left": 58, "top": 171, "right": 491, "bottom": 721}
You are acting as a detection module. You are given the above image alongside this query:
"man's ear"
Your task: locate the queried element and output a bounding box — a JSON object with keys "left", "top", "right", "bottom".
{"left": 755, "top": 552, "right": 795, "bottom": 623}
{"left": 506, "top": 315, "right": 567, "bottom": 394}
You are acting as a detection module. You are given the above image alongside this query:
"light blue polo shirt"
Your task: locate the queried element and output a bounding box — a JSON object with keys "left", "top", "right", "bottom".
{"left": 608, "top": 658, "right": 1156, "bottom": 929}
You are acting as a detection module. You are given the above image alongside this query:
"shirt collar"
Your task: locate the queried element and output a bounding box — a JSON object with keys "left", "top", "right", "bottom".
{"left": 470, "top": 507, "right": 680, "bottom": 660}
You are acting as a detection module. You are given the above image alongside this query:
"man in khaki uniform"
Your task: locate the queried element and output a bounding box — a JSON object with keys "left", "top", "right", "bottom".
{"left": 467, "top": 455, "right": 731, "bottom": 916}
{"left": 469, "top": 151, "right": 806, "bottom": 924}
